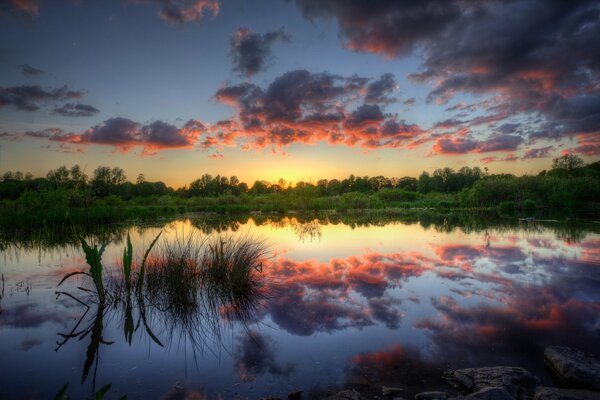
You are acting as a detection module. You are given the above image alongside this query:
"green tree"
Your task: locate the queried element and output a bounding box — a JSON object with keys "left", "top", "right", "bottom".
{"left": 552, "top": 154, "right": 584, "bottom": 171}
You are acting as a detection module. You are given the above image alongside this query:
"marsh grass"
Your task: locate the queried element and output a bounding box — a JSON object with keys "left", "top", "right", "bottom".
{"left": 132, "top": 231, "right": 268, "bottom": 357}
{"left": 57, "top": 228, "right": 268, "bottom": 374}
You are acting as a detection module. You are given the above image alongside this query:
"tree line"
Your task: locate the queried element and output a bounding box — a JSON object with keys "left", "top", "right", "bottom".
{"left": 1, "top": 154, "right": 598, "bottom": 202}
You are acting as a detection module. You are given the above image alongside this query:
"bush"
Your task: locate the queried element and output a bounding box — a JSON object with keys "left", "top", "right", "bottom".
{"left": 498, "top": 201, "right": 516, "bottom": 213}
{"left": 376, "top": 188, "right": 419, "bottom": 202}
{"left": 523, "top": 199, "right": 536, "bottom": 213}
{"left": 340, "top": 192, "right": 383, "bottom": 209}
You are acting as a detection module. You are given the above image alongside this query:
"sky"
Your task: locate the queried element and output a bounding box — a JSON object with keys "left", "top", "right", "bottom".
{"left": 1, "top": 0, "right": 599, "bottom": 187}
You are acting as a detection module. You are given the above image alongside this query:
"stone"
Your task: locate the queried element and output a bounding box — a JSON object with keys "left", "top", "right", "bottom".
{"left": 534, "top": 386, "right": 600, "bottom": 400}
{"left": 466, "top": 387, "right": 515, "bottom": 400}
{"left": 544, "top": 346, "right": 600, "bottom": 391}
{"left": 444, "top": 367, "right": 537, "bottom": 399}
{"left": 415, "top": 392, "right": 449, "bottom": 400}
{"left": 288, "top": 391, "right": 303, "bottom": 400}
{"left": 383, "top": 386, "right": 405, "bottom": 397}
{"left": 323, "top": 390, "right": 364, "bottom": 400}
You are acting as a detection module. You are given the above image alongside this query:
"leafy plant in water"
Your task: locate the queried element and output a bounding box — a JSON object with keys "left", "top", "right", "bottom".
{"left": 137, "top": 231, "right": 162, "bottom": 296}
{"left": 122, "top": 233, "right": 133, "bottom": 292}
{"left": 58, "top": 237, "right": 107, "bottom": 304}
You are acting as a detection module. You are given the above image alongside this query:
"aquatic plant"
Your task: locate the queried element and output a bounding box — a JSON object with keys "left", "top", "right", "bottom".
{"left": 58, "top": 237, "right": 107, "bottom": 304}
{"left": 57, "top": 228, "right": 267, "bottom": 374}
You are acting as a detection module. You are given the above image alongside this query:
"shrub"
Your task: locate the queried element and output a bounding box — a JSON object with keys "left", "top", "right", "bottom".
{"left": 498, "top": 201, "right": 516, "bottom": 213}
{"left": 523, "top": 199, "right": 536, "bottom": 213}
{"left": 376, "top": 188, "right": 419, "bottom": 202}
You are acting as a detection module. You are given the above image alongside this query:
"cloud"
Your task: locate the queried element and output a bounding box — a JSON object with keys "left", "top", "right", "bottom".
{"left": 0, "top": 85, "right": 82, "bottom": 111}
{"left": 51, "top": 117, "right": 207, "bottom": 155}
{"left": 230, "top": 28, "right": 290, "bottom": 77}
{"left": 19, "top": 64, "right": 43, "bottom": 76}
{"left": 0, "top": 303, "right": 64, "bottom": 328}
{"left": 263, "top": 251, "right": 431, "bottom": 335}
{"left": 432, "top": 134, "right": 525, "bottom": 155}
{"left": 157, "top": 0, "right": 219, "bottom": 24}
{"left": 19, "top": 338, "right": 43, "bottom": 351}
{"left": 213, "top": 70, "right": 422, "bottom": 150}
{"left": 234, "top": 331, "right": 294, "bottom": 382}
{"left": 346, "top": 344, "right": 445, "bottom": 390}
{"left": 522, "top": 146, "right": 554, "bottom": 159}
{"left": 0, "top": 0, "right": 39, "bottom": 17}
{"left": 294, "top": 0, "right": 463, "bottom": 58}
{"left": 52, "top": 103, "right": 99, "bottom": 117}
{"left": 293, "top": 0, "right": 600, "bottom": 153}
{"left": 364, "top": 73, "right": 399, "bottom": 105}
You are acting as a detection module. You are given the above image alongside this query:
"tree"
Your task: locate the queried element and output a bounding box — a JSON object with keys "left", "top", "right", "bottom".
{"left": 552, "top": 154, "right": 584, "bottom": 171}
{"left": 397, "top": 176, "right": 417, "bottom": 191}
{"left": 136, "top": 173, "right": 146, "bottom": 184}
{"left": 417, "top": 172, "right": 432, "bottom": 193}
{"left": 47, "top": 166, "right": 70, "bottom": 185}
{"left": 111, "top": 167, "right": 127, "bottom": 185}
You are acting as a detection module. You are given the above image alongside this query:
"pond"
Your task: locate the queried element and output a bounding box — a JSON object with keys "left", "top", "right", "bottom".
{"left": 1, "top": 213, "right": 599, "bottom": 399}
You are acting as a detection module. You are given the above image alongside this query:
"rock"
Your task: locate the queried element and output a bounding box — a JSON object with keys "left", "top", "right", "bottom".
{"left": 288, "top": 391, "right": 303, "bottom": 400}
{"left": 323, "top": 390, "right": 364, "bottom": 400}
{"left": 544, "top": 346, "right": 600, "bottom": 391}
{"left": 383, "top": 386, "right": 405, "bottom": 397}
{"left": 534, "top": 386, "right": 600, "bottom": 400}
{"left": 444, "top": 367, "right": 537, "bottom": 400}
{"left": 466, "top": 387, "right": 515, "bottom": 400}
{"left": 415, "top": 392, "right": 449, "bottom": 400}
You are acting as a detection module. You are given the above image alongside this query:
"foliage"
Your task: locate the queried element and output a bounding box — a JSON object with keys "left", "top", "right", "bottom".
{"left": 1, "top": 160, "right": 600, "bottom": 228}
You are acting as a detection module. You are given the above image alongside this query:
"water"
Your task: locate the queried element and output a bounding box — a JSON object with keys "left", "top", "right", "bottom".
{"left": 1, "top": 214, "right": 599, "bottom": 399}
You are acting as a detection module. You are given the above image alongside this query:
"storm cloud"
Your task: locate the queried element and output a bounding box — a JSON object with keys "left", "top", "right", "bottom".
{"left": 293, "top": 0, "right": 600, "bottom": 155}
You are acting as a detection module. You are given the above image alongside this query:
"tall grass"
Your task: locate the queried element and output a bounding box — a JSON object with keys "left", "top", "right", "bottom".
{"left": 58, "top": 228, "right": 267, "bottom": 363}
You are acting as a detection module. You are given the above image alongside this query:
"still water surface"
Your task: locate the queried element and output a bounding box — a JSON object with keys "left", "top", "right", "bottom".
{"left": 1, "top": 215, "right": 599, "bottom": 399}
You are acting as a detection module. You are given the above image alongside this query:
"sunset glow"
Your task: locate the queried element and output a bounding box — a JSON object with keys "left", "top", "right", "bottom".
{"left": 1, "top": 1, "right": 599, "bottom": 186}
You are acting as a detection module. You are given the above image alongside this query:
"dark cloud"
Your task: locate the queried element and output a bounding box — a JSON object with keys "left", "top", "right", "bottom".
{"left": 19, "top": 64, "right": 43, "bottom": 76}
{"left": 157, "top": 0, "right": 219, "bottom": 24}
{"left": 0, "top": 0, "right": 39, "bottom": 17}
{"left": 294, "top": 0, "right": 600, "bottom": 153}
{"left": 0, "top": 85, "right": 82, "bottom": 111}
{"left": 234, "top": 331, "right": 294, "bottom": 382}
{"left": 263, "top": 252, "right": 432, "bottom": 336}
{"left": 344, "top": 104, "right": 385, "bottom": 129}
{"left": 294, "top": 0, "right": 464, "bottom": 57}
{"left": 230, "top": 28, "right": 291, "bottom": 77}
{"left": 52, "top": 103, "right": 99, "bottom": 117}
{"left": 368, "top": 298, "right": 402, "bottom": 329}
{"left": 19, "top": 338, "right": 43, "bottom": 351}
{"left": 213, "top": 70, "right": 424, "bottom": 150}
{"left": 51, "top": 117, "right": 207, "bottom": 155}
{"left": 0, "top": 303, "right": 64, "bottom": 328}
{"left": 346, "top": 344, "right": 446, "bottom": 391}
{"left": 522, "top": 146, "right": 554, "bottom": 159}
{"left": 268, "top": 283, "right": 372, "bottom": 336}
{"left": 432, "top": 134, "right": 524, "bottom": 155}
{"left": 364, "top": 73, "right": 398, "bottom": 105}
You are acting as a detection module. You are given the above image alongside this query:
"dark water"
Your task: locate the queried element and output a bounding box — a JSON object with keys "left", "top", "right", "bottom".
{"left": 1, "top": 214, "right": 599, "bottom": 399}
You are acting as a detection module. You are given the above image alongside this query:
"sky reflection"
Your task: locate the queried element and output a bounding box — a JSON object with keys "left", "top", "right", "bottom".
{"left": 0, "top": 216, "right": 599, "bottom": 398}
